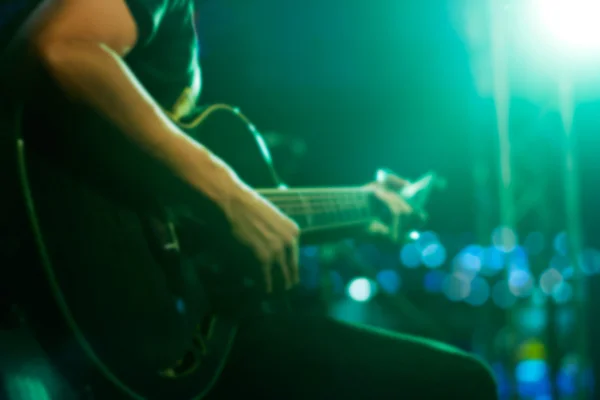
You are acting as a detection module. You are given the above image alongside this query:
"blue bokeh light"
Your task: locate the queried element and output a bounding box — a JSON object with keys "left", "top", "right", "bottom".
{"left": 442, "top": 272, "right": 471, "bottom": 302}
{"left": 540, "top": 268, "right": 564, "bottom": 295}
{"left": 424, "top": 270, "right": 446, "bottom": 293}
{"left": 400, "top": 243, "right": 422, "bottom": 268}
{"left": 421, "top": 243, "right": 447, "bottom": 268}
{"left": 376, "top": 269, "right": 401, "bottom": 294}
{"left": 481, "top": 246, "right": 505, "bottom": 276}
{"left": 465, "top": 276, "right": 490, "bottom": 306}
{"left": 453, "top": 245, "right": 484, "bottom": 279}
{"left": 517, "top": 307, "right": 547, "bottom": 335}
{"left": 508, "top": 268, "right": 534, "bottom": 298}
{"left": 415, "top": 231, "right": 440, "bottom": 252}
{"left": 492, "top": 226, "right": 518, "bottom": 253}
{"left": 553, "top": 231, "right": 569, "bottom": 257}
{"left": 580, "top": 248, "right": 600, "bottom": 275}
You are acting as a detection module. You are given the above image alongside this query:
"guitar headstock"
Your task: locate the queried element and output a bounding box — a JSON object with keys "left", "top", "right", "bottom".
{"left": 376, "top": 169, "right": 446, "bottom": 227}
{"left": 400, "top": 171, "right": 446, "bottom": 223}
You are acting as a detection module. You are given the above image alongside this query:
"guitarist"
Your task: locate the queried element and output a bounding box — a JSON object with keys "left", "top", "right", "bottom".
{"left": 0, "top": 0, "right": 498, "bottom": 399}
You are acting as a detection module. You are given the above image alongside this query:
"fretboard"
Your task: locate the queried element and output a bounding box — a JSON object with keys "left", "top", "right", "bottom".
{"left": 257, "top": 187, "right": 376, "bottom": 233}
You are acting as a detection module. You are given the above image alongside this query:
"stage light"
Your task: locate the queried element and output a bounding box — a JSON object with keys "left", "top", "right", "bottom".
{"left": 530, "top": 0, "right": 600, "bottom": 54}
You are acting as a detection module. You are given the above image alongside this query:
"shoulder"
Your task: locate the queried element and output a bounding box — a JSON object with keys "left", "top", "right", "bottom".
{"left": 125, "top": 0, "right": 193, "bottom": 45}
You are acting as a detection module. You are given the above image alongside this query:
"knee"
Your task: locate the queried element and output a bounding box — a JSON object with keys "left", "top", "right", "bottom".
{"left": 458, "top": 355, "right": 498, "bottom": 400}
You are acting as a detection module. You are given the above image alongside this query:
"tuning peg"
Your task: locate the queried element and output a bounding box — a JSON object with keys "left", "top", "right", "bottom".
{"left": 376, "top": 168, "right": 410, "bottom": 187}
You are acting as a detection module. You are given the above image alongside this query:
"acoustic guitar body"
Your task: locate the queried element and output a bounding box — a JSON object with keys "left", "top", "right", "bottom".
{"left": 5, "top": 104, "right": 279, "bottom": 399}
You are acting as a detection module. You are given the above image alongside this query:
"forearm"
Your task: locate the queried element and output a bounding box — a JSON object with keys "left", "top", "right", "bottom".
{"left": 35, "top": 40, "right": 240, "bottom": 206}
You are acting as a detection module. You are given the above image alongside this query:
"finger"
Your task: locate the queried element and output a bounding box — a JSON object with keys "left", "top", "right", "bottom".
{"left": 277, "top": 249, "right": 293, "bottom": 290}
{"left": 374, "top": 187, "right": 413, "bottom": 215}
{"left": 397, "top": 199, "right": 413, "bottom": 214}
{"left": 367, "top": 221, "right": 390, "bottom": 236}
{"left": 377, "top": 169, "right": 410, "bottom": 189}
{"left": 385, "top": 174, "right": 410, "bottom": 189}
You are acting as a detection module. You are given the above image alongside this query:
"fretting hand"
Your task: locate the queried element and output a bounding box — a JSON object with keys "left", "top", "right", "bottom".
{"left": 222, "top": 183, "right": 300, "bottom": 293}
{"left": 364, "top": 171, "right": 414, "bottom": 242}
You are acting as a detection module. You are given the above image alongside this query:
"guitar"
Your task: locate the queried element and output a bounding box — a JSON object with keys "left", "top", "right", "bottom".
{"left": 4, "top": 103, "right": 443, "bottom": 399}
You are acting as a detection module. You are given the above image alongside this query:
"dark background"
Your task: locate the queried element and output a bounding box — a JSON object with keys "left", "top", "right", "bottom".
{"left": 196, "top": 0, "right": 476, "bottom": 233}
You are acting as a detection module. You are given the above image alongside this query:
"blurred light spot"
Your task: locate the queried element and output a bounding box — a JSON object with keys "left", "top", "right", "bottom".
{"left": 424, "top": 270, "right": 446, "bottom": 293}
{"left": 540, "top": 268, "right": 564, "bottom": 295}
{"left": 509, "top": 246, "right": 529, "bottom": 271}
{"left": 554, "top": 231, "right": 569, "bottom": 256}
{"left": 409, "top": 230, "right": 420, "bottom": 240}
{"left": 415, "top": 231, "right": 440, "bottom": 252}
{"left": 517, "top": 379, "right": 551, "bottom": 399}
{"left": 515, "top": 358, "right": 552, "bottom": 397}
{"left": 552, "top": 281, "right": 573, "bottom": 304}
{"left": 481, "top": 246, "right": 505, "bottom": 276}
{"left": 491, "top": 363, "right": 511, "bottom": 397}
{"left": 524, "top": 231, "right": 545, "bottom": 256}
{"left": 492, "top": 280, "right": 516, "bottom": 309}
{"left": 176, "top": 298, "right": 186, "bottom": 314}
{"left": 517, "top": 307, "right": 547, "bottom": 335}
{"left": 508, "top": 269, "right": 534, "bottom": 298}
{"left": 579, "top": 248, "right": 600, "bottom": 275}
{"left": 516, "top": 360, "right": 548, "bottom": 383}
{"left": 557, "top": 369, "right": 576, "bottom": 396}
{"left": 421, "top": 243, "right": 447, "bottom": 268}
{"left": 442, "top": 273, "right": 471, "bottom": 301}
{"left": 530, "top": 0, "right": 600, "bottom": 53}
{"left": 558, "top": 355, "right": 579, "bottom": 396}
{"left": 453, "top": 245, "right": 484, "bottom": 279}
{"left": 400, "top": 243, "right": 421, "bottom": 268}
{"left": 376, "top": 169, "right": 387, "bottom": 183}
{"left": 465, "top": 276, "right": 490, "bottom": 306}
{"left": 376, "top": 270, "right": 401, "bottom": 294}
{"left": 518, "top": 340, "right": 547, "bottom": 360}
{"left": 492, "top": 226, "right": 518, "bottom": 253}
{"left": 347, "top": 278, "right": 374, "bottom": 302}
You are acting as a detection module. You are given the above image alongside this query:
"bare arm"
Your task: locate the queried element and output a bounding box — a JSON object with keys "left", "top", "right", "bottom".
{"left": 15, "top": 0, "right": 302, "bottom": 291}
{"left": 24, "top": 0, "right": 243, "bottom": 206}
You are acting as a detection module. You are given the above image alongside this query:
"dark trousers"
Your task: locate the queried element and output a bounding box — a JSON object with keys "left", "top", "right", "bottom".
{"left": 206, "top": 314, "right": 499, "bottom": 399}
{"left": 0, "top": 314, "right": 498, "bottom": 400}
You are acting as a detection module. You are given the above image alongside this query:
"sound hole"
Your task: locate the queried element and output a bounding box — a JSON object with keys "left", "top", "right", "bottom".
{"left": 158, "top": 314, "right": 217, "bottom": 379}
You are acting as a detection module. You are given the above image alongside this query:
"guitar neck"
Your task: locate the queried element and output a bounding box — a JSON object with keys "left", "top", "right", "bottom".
{"left": 257, "top": 186, "right": 376, "bottom": 233}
